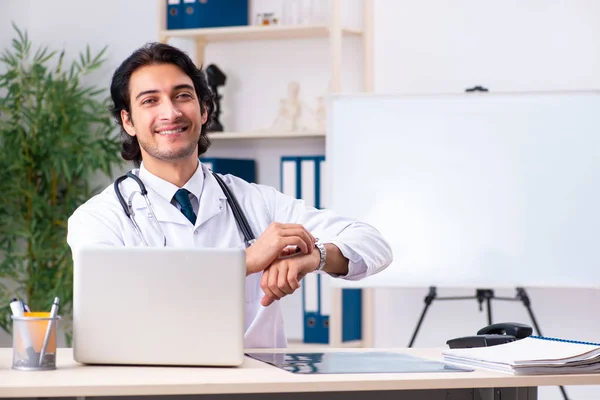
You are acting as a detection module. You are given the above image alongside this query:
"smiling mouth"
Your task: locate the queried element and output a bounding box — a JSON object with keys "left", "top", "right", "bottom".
{"left": 156, "top": 126, "right": 188, "bottom": 135}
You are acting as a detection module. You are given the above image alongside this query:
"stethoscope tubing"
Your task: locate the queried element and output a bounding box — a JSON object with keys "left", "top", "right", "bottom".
{"left": 114, "top": 170, "right": 255, "bottom": 247}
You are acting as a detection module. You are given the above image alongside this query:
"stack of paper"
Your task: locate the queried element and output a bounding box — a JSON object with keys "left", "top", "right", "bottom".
{"left": 442, "top": 336, "right": 600, "bottom": 375}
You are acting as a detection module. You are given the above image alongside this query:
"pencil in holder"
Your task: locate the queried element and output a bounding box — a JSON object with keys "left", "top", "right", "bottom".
{"left": 11, "top": 312, "right": 61, "bottom": 371}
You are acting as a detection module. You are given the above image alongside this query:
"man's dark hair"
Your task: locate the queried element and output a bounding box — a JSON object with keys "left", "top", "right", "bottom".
{"left": 109, "top": 42, "right": 214, "bottom": 167}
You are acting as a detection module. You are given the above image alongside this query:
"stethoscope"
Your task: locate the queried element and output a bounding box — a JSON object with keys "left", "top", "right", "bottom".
{"left": 113, "top": 171, "right": 256, "bottom": 247}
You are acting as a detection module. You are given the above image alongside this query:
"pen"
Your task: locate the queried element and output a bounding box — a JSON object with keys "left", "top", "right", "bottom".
{"left": 10, "top": 298, "right": 36, "bottom": 365}
{"left": 39, "top": 297, "right": 59, "bottom": 366}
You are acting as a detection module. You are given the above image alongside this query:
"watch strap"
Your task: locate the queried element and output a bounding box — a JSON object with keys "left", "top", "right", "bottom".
{"left": 314, "top": 238, "right": 327, "bottom": 271}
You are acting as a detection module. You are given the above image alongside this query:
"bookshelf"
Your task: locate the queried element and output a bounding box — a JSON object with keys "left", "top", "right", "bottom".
{"left": 159, "top": 24, "right": 363, "bottom": 43}
{"left": 156, "top": 0, "right": 374, "bottom": 95}
{"left": 207, "top": 131, "right": 325, "bottom": 140}
{"left": 156, "top": 0, "right": 374, "bottom": 349}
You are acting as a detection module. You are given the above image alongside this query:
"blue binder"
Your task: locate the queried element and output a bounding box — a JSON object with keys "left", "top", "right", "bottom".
{"left": 166, "top": 0, "right": 183, "bottom": 30}
{"left": 280, "top": 156, "right": 362, "bottom": 344}
{"left": 201, "top": 157, "right": 256, "bottom": 184}
{"left": 183, "top": 0, "right": 249, "bottom": 29}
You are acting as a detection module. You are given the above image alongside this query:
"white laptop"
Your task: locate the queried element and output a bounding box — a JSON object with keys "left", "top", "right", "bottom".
{"left": 72, "top": 246, "right": 245, "bottom": 367}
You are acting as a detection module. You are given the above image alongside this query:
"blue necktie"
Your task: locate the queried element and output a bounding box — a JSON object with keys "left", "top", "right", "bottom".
{"left": 173, "top": 188, "right": 197, "bottom": 225}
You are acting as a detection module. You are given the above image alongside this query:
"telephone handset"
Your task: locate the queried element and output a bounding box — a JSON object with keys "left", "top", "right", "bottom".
{"left": 446, "top": 322, "right": 533, "bottom": 349}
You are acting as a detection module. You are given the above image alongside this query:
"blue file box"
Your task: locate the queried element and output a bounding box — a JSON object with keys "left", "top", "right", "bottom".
{"left": 183, "top": 0, "right": 249, "bottom": 29}
{"left": 166, "top": 0, "right": 184, "bottom": 30}
{"left": 342, "top": 288, "right": 362, "bottom": 341}
{"left": 280, "top": 155, "right": 363, "bottom": 344}
{"left": 201, "top": 157, "right": 256, "bottom": 184}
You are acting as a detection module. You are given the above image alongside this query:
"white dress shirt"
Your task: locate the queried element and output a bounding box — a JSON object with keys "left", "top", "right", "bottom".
{"left": 67, "top": 162, "right": 393, "bottom": 348}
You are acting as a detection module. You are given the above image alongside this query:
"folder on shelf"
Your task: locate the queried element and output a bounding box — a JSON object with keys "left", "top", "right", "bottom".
{"left": 201, "top": 157, "right": 256, "bottom": 184}
{"left": 280, "top": 155, "right": 324, "bottom": 206}
{"left": 341, "top": 287, "right": 362, "bottom": 342}
{"left": 280, "top": 156, "right": 362, "bottom": 344}
{"left": 181, "top": 0, "right": 197, "bottom": 30}
{"left": 166, "top": 0, "right": 183, "bottom": 30}
{"left": 183, "top": 0, "right": 249, "bottom": 30}
{"left": 281, "top": 157, "right": 299, "bottom": 198}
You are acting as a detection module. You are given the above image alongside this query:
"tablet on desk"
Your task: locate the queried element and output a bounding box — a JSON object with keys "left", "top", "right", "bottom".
{"left": 246, "top": 351, "right": 473, "bottom": 374}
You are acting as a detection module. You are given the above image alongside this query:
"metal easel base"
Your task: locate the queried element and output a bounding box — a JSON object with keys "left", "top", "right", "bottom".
{"left": 407, "top": 286, "right": 569, "bottom": 400}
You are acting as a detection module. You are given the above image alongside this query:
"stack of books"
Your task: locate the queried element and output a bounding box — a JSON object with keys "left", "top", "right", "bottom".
{"left": 442, "top": 336, "right": 600, "bottom": 375}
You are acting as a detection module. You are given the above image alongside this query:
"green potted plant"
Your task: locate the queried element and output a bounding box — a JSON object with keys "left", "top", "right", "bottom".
{"left": 0, "top": 24, "right": 122, "bottom": 343}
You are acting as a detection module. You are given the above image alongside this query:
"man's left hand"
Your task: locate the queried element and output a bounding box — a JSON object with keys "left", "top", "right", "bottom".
{"left": 260, "top": 249, "right": 320, "bottom": 307}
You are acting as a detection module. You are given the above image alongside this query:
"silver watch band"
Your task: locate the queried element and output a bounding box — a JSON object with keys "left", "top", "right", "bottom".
{"left": 314, "top": 238, "right": 327, "bottom": 271}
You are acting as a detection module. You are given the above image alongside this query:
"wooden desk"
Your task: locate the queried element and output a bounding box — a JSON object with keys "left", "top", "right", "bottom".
{"left": 1, "top": 348, "right": 599, "bottom": 399}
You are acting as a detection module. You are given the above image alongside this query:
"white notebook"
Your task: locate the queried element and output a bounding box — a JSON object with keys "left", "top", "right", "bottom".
{"left": 442, "top": 336, "right": 600, "bottom": 375}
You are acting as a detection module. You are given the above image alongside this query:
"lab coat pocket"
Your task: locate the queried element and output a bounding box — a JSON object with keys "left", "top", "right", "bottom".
{"left": 245, "top": 272, "right": 262, "bottom": 303}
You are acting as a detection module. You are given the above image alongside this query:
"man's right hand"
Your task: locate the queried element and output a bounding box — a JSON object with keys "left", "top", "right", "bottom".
{"left": 245, "top": 222, "right": 315, "bottom": 275}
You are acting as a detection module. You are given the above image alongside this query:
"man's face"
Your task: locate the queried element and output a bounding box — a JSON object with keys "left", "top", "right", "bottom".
{"left": 121, "top": 63, "right": 207, "bottom": 165}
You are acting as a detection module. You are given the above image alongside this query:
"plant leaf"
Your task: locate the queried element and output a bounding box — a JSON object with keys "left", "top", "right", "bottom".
{"left": 0, "top": 25, "right": 120, "bottom": 340}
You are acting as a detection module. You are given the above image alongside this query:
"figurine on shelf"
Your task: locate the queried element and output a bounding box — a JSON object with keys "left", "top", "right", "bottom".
{"left": 300, "top": 93, "right": 327, "bottom": 132}
{"left": 263, "top": 81, "right": 303, "bottom": 133}
{"left": 315, "top": 96, "right": 327, "bottom": 131}
{"left": 313, "top": 95, "right": 326, "bottom": 131}
{"left": 206, "top": 64, "right": 226, "bottom": 132}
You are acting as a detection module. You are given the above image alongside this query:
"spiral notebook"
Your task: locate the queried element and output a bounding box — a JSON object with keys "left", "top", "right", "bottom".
{"left": 442, "top": 336, "right": 600, "bottom": 375}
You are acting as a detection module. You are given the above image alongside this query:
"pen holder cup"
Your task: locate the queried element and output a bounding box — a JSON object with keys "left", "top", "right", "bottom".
{"left": 11, "top": 312, "right": 62, "bottom": 371}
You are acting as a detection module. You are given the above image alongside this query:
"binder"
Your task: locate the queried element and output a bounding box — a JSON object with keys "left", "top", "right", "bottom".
{"left": 183, "top": 0, "right": 249, "bottom": 30}
{"left": 182, "top": 0, "right": 197, "bottom": 30}
{"left": 281, "top": 158, "right": 298, "bottom": 198}
{"left": 280, "top": 156, "right": 362, "bottom": 344}
{"left": 200, "top": 157, "right": 256, "bottom": 184}
{"left": 166, "top": 0, "right": 183, "bottom": 30}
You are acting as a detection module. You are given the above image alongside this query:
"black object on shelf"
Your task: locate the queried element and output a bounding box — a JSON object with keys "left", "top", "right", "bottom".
{"left": 206, "top": 64, "right": 226, "bottom": 132}
{"left": 465, "top": 85, "right": 489, "bottom": 92}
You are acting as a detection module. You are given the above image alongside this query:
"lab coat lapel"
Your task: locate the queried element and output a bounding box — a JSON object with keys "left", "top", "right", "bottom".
{"left": 196, "top": 168, "right": 227, "bottom": 227}
{"left": 130, "top": 187, "right": 191, "bottom": 225}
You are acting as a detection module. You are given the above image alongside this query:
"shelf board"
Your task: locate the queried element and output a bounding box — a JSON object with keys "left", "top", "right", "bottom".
{"left": 207, "top": 131, "right": 326, "bottom": 140}
{"left": 161, "top": 24, "right": 362, "bottom": 42}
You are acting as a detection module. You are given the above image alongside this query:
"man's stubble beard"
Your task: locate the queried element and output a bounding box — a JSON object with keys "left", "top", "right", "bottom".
{"left": 138, "top": 127, "right": 201, "bottom": 163}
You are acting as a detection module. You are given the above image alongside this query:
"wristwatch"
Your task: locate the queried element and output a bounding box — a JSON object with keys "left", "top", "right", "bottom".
{"left": 314, "top": 238, "right": 327, "bottom": 271}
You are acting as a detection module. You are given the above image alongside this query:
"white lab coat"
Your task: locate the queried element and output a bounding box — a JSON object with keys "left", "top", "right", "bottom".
{"left": 67, "top": 163, "right": 393, "bottom": 348}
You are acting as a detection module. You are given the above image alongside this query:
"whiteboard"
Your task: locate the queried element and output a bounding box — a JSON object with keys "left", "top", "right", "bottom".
{"left": 326, "top": 92, "right": 600, "bottom": 289}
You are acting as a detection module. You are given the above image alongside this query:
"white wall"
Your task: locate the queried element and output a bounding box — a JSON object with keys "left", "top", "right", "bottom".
{"left": 0, "top": 0, "right": 31, "bottom": 55}
{"left": 374, "top": 0, "right": 600, "bottom": 94}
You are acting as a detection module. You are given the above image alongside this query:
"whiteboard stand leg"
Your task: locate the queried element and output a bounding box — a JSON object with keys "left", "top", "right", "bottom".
{"left": 516, "top": 288, "right": 543, "bottom": 335}
{"left": 408, "top": 286, "right": 437, "bottom": 347}
{"left": 516, "top": 288, "right": 568, "bottom": 400}
{"left": 476, "top": 289, "right": 495, "bottom": 326}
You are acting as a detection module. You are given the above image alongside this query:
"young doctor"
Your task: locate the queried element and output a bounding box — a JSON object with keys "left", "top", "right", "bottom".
{"left": 66, "top": 43, "right": 393, "bottom": 348}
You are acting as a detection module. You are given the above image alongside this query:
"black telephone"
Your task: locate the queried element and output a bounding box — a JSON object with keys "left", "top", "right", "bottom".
{"left": 446, "top": 322, "right": 533, "bottom": 349}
